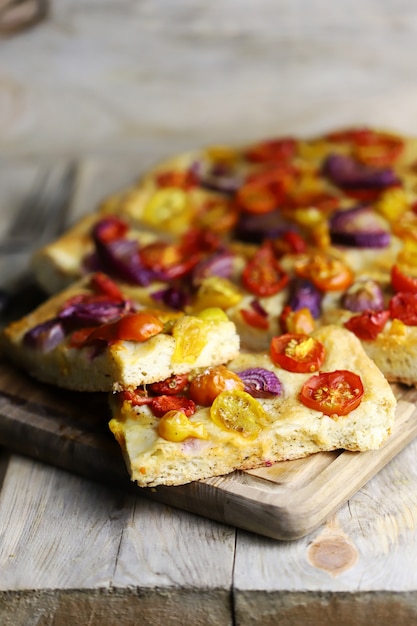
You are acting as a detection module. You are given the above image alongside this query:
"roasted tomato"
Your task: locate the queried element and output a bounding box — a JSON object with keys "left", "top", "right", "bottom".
{"left": 156, "top": 168, "right": 198, "bottom": 190}
{"left": 148, "top": 374, "right": 189, "bottom": 396}
{"left": 140, "top": 240, "right": 200, "bottom": 280}
{"left": 326, "top": 127, "right": 404, "bottom": 167}
{"left": 242, "top": 240, "right": 289, "bottom": 297}
{"left": 240, "top": 307, "right": 269, "bottom": 330}
{"left": 245, "top": 137, "right": 297, "bottom": 164}
{"left": 299, "top": 370, "right": 364, "bottom": 416}
{"left": 90, "top": 272, "right": 124, "bottom": 300}
{"left": 294, "top": 253, "right": 354, "bottom": 292}
{"left": 158, "top": 410, "right": 207, "bottom": 442}
{"left": 93, "top": 216, "right": 129, "bottom": 242}
{"left": 344, "top": 310, "right": 390, "bottom": 340}
{"left": 188, "top": 365, "right": 244, "bottom": 406}
{"left": 149, "top": 395, "right": 196, "bottom": 418}
{"left": 389, "top": 292, "right": 417, "bottom": 326}
{"left": 81, "top": 312, "right": 164, "bottom": 345}
{"left": 236, "top": 181, "right": 277, "bottom": 214}
{"left": 210, "top": 389, "right": 269, "bottom": 439}
{"left": 391, "top": 264, "right": 417, "bottom": 294}
{"left": 270, "top": 333, "right": 325, "bottom": 373}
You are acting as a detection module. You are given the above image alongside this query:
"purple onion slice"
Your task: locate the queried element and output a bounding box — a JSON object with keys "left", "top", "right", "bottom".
{"left": 237, "top": 368, "right": 282, "bottom": 398}
{"left": 151, "top": 286, "right": 190, "bottom": 310}
{"left": 342, "top": 279, "right": 385, "bottom": 312}
{"left": 94, "top": 238, "right": 156, "bottom": 285}
{"left": 329, "top": 205, "right": 390, "bottom": 248}
{"left": 287, "top": 278, "right": 322, "bottom": 318}
{"left": 23, "top": 319, "right": 66, "bottom": 353}
{"left": 58, "top": 299, "right": 132, "bottom": 329}
{"left": 191, "top": 250, "right": 235, "bottom": 287}
{"left": 234, "top": 211, "right": 298, "bottom": 243}
{"left": 322, "top": 153, "right": 399, "bottom": 189}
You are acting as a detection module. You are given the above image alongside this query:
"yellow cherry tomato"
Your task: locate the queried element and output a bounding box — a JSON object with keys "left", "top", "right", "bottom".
{"left": 158, "top": 410, "right": 208, "bottom": 442}
{"left": 192, "top": 276, "right": 243, "bottom": 312}
{"left": 171, "top": 316, "right": 209, "bottom": 364}
{"left": 210, "top": 390, "right": 270, "bottom": 439}
{"left": 189, "top": 365, "right": 245, "bottom": 406}
{"left": 142, "top": 188, "right": 194, "bottom": 234}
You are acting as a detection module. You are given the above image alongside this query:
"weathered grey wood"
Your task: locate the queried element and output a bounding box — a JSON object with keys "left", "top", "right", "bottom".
{"left": 3, "top": 0, "right": 417, "bottom": 161}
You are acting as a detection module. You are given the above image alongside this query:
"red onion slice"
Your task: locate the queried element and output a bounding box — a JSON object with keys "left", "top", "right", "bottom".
{"left": 329, "top": 205, "right": 390, "bottom": 248}
{"left": 191, "top": 250, "right": 235, "bottom": 287}
{"left": 58, "top": 299, "right": 132, "bottom": 329}
{"left": 342, "top": 279, "right": 385, "bottom": 312}
{"left": 151, "top": 286, "right": 190, "bottom": 310}
{"left": 287, "top": 278, "right": 322, "bottom": 319}
{"left": 237, "top": 368, "right": 282, "bottom": 398}
{"left": 23, "top": 319, "right": 66, "bottom": 353}
{"left": 234, "top": 211, "right": 298, "bottom": 243}
{"left": 322, "top": 153, "right": 399, "bottom": 189}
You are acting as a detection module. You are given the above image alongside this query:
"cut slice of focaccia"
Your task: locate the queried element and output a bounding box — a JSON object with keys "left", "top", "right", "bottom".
{"left": 0, "top": 272, "right": 240, "bottom": 392}
{"left": 108, "top": 325, "right": 397, "bottom": 487}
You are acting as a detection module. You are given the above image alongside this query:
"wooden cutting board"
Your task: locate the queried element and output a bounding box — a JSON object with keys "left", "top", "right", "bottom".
{"left": 0, "top": 358, "right": 417, "bottom": 541}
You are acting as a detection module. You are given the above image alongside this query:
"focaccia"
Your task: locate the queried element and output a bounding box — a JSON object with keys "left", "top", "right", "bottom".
{"left": 109, "top": 326, "right": 397, "bottom": 487}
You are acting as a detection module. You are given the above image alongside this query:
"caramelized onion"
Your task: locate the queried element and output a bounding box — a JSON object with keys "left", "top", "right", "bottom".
{"left": 237, "top": 368, "right": 282, "bottom": 398}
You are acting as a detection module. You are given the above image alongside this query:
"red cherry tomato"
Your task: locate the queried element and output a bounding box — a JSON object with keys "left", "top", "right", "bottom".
{"left": 242, "top": 240, "right": 289, "bottom": 297}
{"left": 149, "top": 395, "right": 196, "bottom": 418}
{"left": 240, "top": 307, "right": 269, "bottom": 330}
{"left": 270, "top": 333, "right": 325, "bottom": 373}
{"left": 156, "top": 169, "right": 198, "bottom": 190}
{"left": 148, "top": 374, "right": 189, "bottom": 396}
{"left": 391, "top": 264, "right": 417, "bottom": 294}
{"left": 90, "top": 272, "right": 124, "bottom": 300}
{"left": 245, "top": 137, "right": 297, "bottom": 163}
{"left": 236, "top": 181, "right": 277, "bottom": 215}
{"left": 94, "top": 216, "right": 129, "bottom": 242}
{"left": 299, "top": 370, "right": 364, "bottom": 416}
{"left": 344, "top": 310, "right": 390, "bottom": 340}
{"left": 294, "top": 254, "right": 354, "bottom": 292}
{"left": 82, "top": 312, "right": 164, "bottom": 345}
{"left": 389, "top": 292, "right": 417, "bottom": 326}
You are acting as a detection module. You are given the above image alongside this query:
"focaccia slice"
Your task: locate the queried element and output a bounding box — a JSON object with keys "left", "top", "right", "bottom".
{"left": 0, "top": 273, "right": 240, "bottom": 392}
{"left": 109, "top": 326, "right": 396, "bottom": 487}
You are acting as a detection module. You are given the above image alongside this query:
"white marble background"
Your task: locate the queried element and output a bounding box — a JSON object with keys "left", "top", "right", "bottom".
{"left": 2, "top": 0, "right": 417, "bottom": 161}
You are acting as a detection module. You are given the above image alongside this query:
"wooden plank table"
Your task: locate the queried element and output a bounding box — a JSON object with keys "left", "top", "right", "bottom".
{"left": 2, "top": 2, "right": 417, "bottom": 624}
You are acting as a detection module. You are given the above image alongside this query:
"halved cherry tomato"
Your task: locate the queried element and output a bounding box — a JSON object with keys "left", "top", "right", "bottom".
{"left": 120, "top": 388, "right": 152, "bottom": 407}
{"left": 188, "top": 365, "right": 244, "bottom": 406}
{"left": 195, "top": 198, "right": 239, "bottom": 234}
{"left": 90, "top": 272, "right": 124, "bottom": 300}
{"left": 240, "top": 307, "right": 269, "bottom": 330}
{"left": 236, "top": 181, "right": 277, "bottom": 214}
{"left": 279, "top": 306, "right": 315, "bottom": 335}
{"left": 139, "top": 240, "right": 200, "bottom": 280}
{"left": 294, "top": 254, "right": 354, "bottom": 292}
{"left": 210, "top": 389, "right": 269, "bottom": 439}
{"left": 158, "top": 410, "right": 207, "bottom": 442}
{"left": 270, "top": 333, "right": 325, "bottom": 373}
{"left": 93, "top": 216, "right": 129, "bottom": 242}
{"left": 344, "top": 310, "right": 390, "bottom": 340}
{"left": 148, "top": 374, "right": 189, "bottom": 396}
{"left": 299, "top": 370, "right": 364, "bottom": 416}
{"left": 389, "top": 292, "right": 417, "bottom": 326}
{"left": 81, "top": 312, "right": 164, "bottom": 345}
{"left": 326, "top": 127, "right": 404, "bottom": 167}
{"left": 156, "top": 168, "right": 198, "bottom": 190}
{"left": 149, "top": 395, "right": 196, "bottom": 418}
{"left": 242, "top": 240, "right": 289, "bottom": 297}
{"left": 391, "top": 264, "right": 417, "bottom": 294}
{"left": 245, "top": 137, "right": 297, "bottom": 164}
{"left": 273, "top": 231, "right": 307, "bottom": 257}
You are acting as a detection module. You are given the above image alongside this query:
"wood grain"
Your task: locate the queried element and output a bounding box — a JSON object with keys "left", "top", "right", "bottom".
{"left": 0, "top": 360, "right": 416, "bottom": 541}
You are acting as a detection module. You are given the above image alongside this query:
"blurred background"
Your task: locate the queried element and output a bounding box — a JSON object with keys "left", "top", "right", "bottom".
{"left": 2, "top": 0, "right": 417, "bottom": 163}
